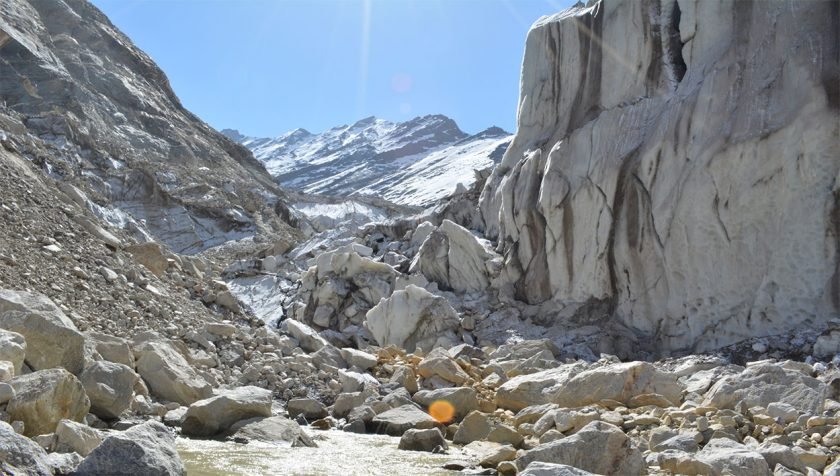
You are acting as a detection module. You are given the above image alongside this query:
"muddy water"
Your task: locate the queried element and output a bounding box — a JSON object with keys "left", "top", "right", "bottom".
{"left": 177, "top": 430, "right": 462, "bottom": 476}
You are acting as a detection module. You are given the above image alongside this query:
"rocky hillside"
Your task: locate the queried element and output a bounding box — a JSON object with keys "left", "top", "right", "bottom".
{"left": 479, "top": 0, "right": 840, "bottom": 354}
{"left": 1, "top": 0, "right": 839, "bottom": 475}
{"left": 224, "top": 115, "right": 511, "bottom": 206}
{"left": 0, "top": 0, "right": 296, "bottom": 254}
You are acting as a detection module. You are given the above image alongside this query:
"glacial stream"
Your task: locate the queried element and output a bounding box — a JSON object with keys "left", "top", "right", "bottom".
{"left": 177, "top": 430, "right": 461, "bottom": 475}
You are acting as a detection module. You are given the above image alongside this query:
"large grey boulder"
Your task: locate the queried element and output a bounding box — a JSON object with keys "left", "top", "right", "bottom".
{"left": 516, "top": 421, "right": 643, "bottom": 476}
{"left": 703, "top": 363, "right": 827, "bottom": 415}
{"left": 0, "top": 289, "right": 85, "bottom": 374}
{"left": 7, "top": 368, "right": 90, "bottom": 436}
{"left": 553, "top": 362, "right": 683, "bottom": 408}
{"left": 227, "top": 416, "right": 316, "bottom": 447}
{"left": 366, "top": 285, "right": 460, "bottom": 352}
{"left": 495, "top": 365, "right": 583, "bottom": 411}
{"left": 133, "top": 337, "right": 212, "bottom": 405}
{"left": 287, "top": 398, "right": 328, "bottom": 420}
{"left": 181, "top": 386, "right": 272, "bottom": 437}
{"left": 371, "top": 405, "right": 440, "bottom": 437}
{"left": 79, "top": 360, "right": 139, "bottom": 419}
{"left": 0, "top": 329, "right": 25, "bottom": 375}
{"left": 398, "top": 427, "right": 447, "bottom": 452}
{"left": 695, "top": 438, "right": 771, "bottom": 476}
{"left": 478, "top": 0, "right": 840, "bottom": 355}
{"left": 0, "top": 420, "right": 52, "bottom": 476}
{"left": 453, "top": 410, "right": 492, "bottom": 445}
{"left": 74, "top": 421, "right": 185, "bottom": 476}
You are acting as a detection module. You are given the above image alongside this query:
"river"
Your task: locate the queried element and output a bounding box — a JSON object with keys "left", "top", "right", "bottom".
{"left": 177, "top": 430, "right": 464, "bottom": 476}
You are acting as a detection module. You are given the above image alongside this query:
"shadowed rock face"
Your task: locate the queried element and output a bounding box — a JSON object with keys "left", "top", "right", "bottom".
{"left": 0, "top": 0, "right": 293, "bottom": 254}
{"left": 480, "top": 0, "right": 840, "bottom": 354}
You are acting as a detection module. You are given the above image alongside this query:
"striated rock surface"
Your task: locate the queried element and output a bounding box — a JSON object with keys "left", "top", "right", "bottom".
{"left": 479, "top": 0, "right": 840, "bottom": 354}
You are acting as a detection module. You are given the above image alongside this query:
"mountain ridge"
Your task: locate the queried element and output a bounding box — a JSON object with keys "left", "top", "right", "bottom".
{"left": 223, "top": 114, "right": 512, "bottom": 207}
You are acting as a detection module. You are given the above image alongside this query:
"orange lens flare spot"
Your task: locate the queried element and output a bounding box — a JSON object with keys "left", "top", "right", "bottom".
{"left": 429, "top": 400, "right": 455, "bottom": 424}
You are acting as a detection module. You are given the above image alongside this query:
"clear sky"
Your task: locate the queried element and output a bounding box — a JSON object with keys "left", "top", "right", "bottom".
{"left": 90, "top": 0, "right": 576, "bottom": 138}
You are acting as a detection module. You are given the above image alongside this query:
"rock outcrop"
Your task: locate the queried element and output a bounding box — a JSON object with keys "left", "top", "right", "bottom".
{"left": 479, "top": 0, "right": 840, "bottom": 354}
{"left": 365, "top": 285, "right": 461, "bottom": 352}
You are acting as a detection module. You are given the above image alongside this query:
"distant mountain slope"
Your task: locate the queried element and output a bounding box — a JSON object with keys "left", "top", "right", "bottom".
{"left": 223, "top": 115, "right": 511, "bottom": 207}
{"left": 0, "top": 0, "right": 294, "bottom": 254}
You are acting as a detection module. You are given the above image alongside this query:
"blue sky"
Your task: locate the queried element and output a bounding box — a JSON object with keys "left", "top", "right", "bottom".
{"left": 91, "top": 0, "right": 575, "bottom": 137}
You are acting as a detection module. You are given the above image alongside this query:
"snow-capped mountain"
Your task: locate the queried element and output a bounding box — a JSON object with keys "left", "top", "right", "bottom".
{"left": 222, "top": 115, "right": 511, "bottom": 207}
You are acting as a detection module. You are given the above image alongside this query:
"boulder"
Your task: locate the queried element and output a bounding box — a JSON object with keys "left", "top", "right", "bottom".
{"left": 340, "top": 348, "right": 378, "bottom": 370}
{"left": 413, "top": 387, "right": 479, "bottom": 422}
{"left": 79, "top": 360, "right": 139, "bottom": 419}
{"left": 479, "top": 443, "right": 518, "bottom": 468}
{"left": 311, "top": 345, "right": 348, "bottom": 369}
{"left": 495, "top": 365, "right": 583, "bottom": 411}
{"left": 284, "top": 319, "right": 328, "bottom": 353}
{"left": 73, "top": 421, "right": 185, "bottom": 476}
{"left": 519, "top": 462, "right": 596, "bottom": 476}
{"left": 0, "top": 420, "right": 52, "bottom": 476}
{"left": 332, "top": 391, "right": 372, "bottom": 418}
{"left": 390, "top": 365, "right": 419, "bottom": 394}
{"left": 181, "top": 386, "right": 272, "bottom": 437}
{"left": 417, "top": 348, "right": 471, "bottom": 385}
{"left": 133, "top": 338, "right": 213, "bottom": 405}
{"left": 398, "top": 427, "right": 448, "bottom": 452}
{"left": 410, "top": 219, "right": 497, "bottom": 293}
{"left": 0, "top": 290, "right": 86, "bottom": 374}
{"left": 703, "top": 363, "right": 827, "bottom": 415}
{"left": 553, "top": 362, "right": 683, "bottom": 408}
{"left": 7, "top": 369, "right": 90, "bottom": 436}
{"left": 488, "top": 424, "right": 524, "bottom": 448}
{"left": 227, "top": 416, "right": 316, "bottom": 447}
{"left": 365, "top": 285, "right": 460, "bottom": 352}
{"left": 694, "top": 438, "right": 771, "bottom": 476}
{"left": 371, "top": 405, "right": 440, "bottom": 436}
{"left": 0, "top": 329, "right": 25, "bottom": 375}
{"left": 453, "top": 411, "right": 492, "bottom": 445}
{"left": 516, "top": 421, "right": 643, "bottom": 476}
{"left": 287, "top": 398, "right": 328, "bottom": 421}
{"left": 757, "top": 442, "right": 807, "bottom": 474}
{"left": 85, "top": 332, "right": 134, "bottom": 368}
{"left": 54, "top": 419, "right": 102, "bottom": 457}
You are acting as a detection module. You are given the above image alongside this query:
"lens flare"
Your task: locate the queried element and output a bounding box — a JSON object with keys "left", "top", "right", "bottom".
{"left": 429, "top": 400, "right": 455, "bottom": 424}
